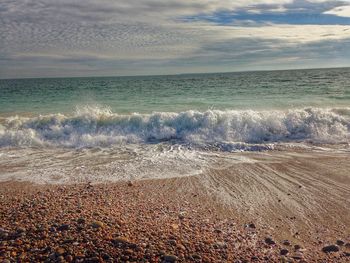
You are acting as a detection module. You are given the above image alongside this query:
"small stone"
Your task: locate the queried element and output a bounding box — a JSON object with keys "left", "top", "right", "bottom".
{"left": 91, "top": 221, "right": 104, "bottom": 229}
{"left": 16, "top": 227, "right": 26, "bottom": 233}
{"left": 63, "top": 238, "right": 74, "bottom": 244}
{"left": 168, "top": 239, "right": 177, "bottom": 246}
{"left": 127, "top": 181, "right": 133, "bottom": 187}
{"left": 291, "top": 252, "right": 303, "bottom": 259}
{"left": 57, "top": 224, "right": 70, "bottom": 231}
{"left": 177, "top": 244, "right": 186, "bottom": 251}
{"left": 102, "top": 253, "right": 111, "bottom": 260}
{"left": 265, "top": 237, "right": 276, "bottom": 245}
{"left": 86, "top": 257, "right": 99, "bottom": 263}
{"left": 112, "top": 237, "right": 129, "bottom": 246}
{"left": 49, "top": 253, "right": 56, "bottom": 260}
{"left": 280, "top": 249, "right": 289, "bottom": 255}
{"left": 77, "top": 218, "right": 86, "bottom": 224}
{"left": 213, "top": 242, "right": 227, "bottom": 249}
{"left": 163, "top": 254, "right": 178, "bottom": 262}
{"left": 322, "top": 245, "right": 339, "bottom": 253}
{"left": 178, "top": 212, "right": 185, "bottom": 220}
{"left": 0, "top": 228, "right": 8, "bottom": 235}
{"left": 282, "top": 240, "right": 291, "bottom": 246}
{"left": 125, "top": 249, "right": 133, "bottom": 255}
{"left": 336, "top": 240, "right": 345, "bottom": 246}
{"left": 56, "top": 247, "right": 65, "bottom": 255}
{"left": 294, "top": 244, "right": 302, "bottom": 250}
{"left": 66, "top": 255, "right": 73, "bottom": 262}
{"left": 248, "top": 223, "right": 256, "bottom": 229}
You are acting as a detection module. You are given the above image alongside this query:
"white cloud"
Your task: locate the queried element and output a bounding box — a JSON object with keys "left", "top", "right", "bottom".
{"left": 0, "top": 0, "right": 350, "bottom": 78}
{"left": 324, "top": 5, "right": 350, "bottom": 17}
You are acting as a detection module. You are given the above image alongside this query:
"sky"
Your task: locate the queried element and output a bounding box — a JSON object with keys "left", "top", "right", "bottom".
{"left": 1, "top": 0, "right": 350, "bottom": 78}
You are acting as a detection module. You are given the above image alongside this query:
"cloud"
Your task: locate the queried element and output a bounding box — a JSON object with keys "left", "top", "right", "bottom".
{"left": 324, "top": 5, "right": 350, "bottom": 17}
{"left": 1, "top": 0, "right": 350, "bottom": 78}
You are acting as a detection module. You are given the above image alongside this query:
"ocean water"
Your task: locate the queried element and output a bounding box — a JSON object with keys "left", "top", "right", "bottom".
{"left": 1, "top": 68, "right": 350, "bottom": 115}
{"left": 0, "top": 68, "right": 350, "bottom": 183}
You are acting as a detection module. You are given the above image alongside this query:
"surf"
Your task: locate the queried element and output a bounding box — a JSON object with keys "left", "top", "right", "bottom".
{"left": 0, "top": 105, "right": 349, "bottom": 150}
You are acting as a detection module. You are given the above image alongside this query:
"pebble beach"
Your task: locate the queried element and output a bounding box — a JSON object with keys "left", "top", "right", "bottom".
{"left": 1, "top": 169, "right": 350, "bottom": 262}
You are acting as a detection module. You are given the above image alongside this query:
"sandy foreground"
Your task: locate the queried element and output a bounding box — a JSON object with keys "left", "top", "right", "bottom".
{"left": 0, "top": 149, "right": 350, "bottom": 262}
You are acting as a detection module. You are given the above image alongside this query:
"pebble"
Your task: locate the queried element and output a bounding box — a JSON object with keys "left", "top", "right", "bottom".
{"left": 178, "top": 212, "right": 185, "bottom": 220}
{"left": 112, "top": 237, "right": 129, "bottom": 245}
{"left": 163, "top": 254, "right": 178, "bottom": 262}
{"left": 102, "top": 253, "right": 111, "bottom": 260}
{"left": 177, "top": 244, "right": 186, "bottom": 251}
{"left": 125, "top": 248, "right": 133, "bottom": 255}
{"left": 213, "top": 242, "right": 227, "bottom": 249}
{"left": 192, "top": 254, "right": 201, "bottom": 260}
{"left": 322, "top": 244, "right": 339, "bottom": 253}
{"left": 282, "top": 240, "right": 290, "bottom": 246}
{"left": 336, "top": 240, "right": 345, "bottom": 246}
{"left": 56, "top": 247, "right": 65, "bottom": 255}
{"left": 77, "top": 218, "right": 86, "bottom": 224}
{"left": 265, "top": 237, "right": 276, "bottom": 245}
{"left": 91, "top": 221, "right": 104, "bottom": 228}
{"left": 57, "top": 224, "right": 70, "bottom": 231}
{"left": 16, "top": 227, "right": 26, "bottom": 233}
{"left": 168, "top": 239, "right": 177, "bottom": 246}
{"left": 280, "top": 248, "right": 289, "bottom": 255}
{"left": 294, "top": 244, "right": 302, "bottom": 250}
{"left": 291, "top": 252, "right": 304, "bottom": 259}
{"left": 248, "top": 223, "right": 256, "bottom": 229}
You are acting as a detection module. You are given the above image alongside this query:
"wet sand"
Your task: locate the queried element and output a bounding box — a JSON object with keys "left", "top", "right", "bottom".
{"left": 1, "top": 149, "right": 350, "bottom": 262}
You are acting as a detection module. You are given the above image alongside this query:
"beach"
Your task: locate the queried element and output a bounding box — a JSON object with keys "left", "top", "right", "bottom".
{"left": 1, "top": 148, "right": 350, "bottom": 262}
{"left": 1, "top": 69, "right": 350, "bottom": 261}
{"left": 2, "top": 0, "right": 350, "bottom": 259}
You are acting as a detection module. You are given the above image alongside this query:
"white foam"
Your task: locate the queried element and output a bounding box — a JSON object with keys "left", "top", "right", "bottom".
{"left": 0, "top": 106, "right": 349, "bottom": 150}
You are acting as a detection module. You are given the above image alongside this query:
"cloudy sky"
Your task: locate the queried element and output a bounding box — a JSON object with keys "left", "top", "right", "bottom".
{"left": 1, "top": 0, "right": 350, "bottom": 78}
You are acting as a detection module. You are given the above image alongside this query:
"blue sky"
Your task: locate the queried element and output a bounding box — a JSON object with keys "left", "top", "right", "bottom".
{"left": 1, "top": 0, "right": 350, "bottom": 78}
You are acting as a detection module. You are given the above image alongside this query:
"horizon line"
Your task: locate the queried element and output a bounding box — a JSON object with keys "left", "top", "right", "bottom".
{"left": 1, "top": 65, "right": 350, "bottom": 81}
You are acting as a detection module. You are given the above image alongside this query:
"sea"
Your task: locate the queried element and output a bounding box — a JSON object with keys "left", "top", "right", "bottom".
{"left": 0, "top": 68, "right": 349, "bottom": 183}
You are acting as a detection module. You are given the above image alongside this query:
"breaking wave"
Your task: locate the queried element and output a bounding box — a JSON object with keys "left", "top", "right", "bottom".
{"left": 0, "top": 106, "right": 349, "bottom": 150}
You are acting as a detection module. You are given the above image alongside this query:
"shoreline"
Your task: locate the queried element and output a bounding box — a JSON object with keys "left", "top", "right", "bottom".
{"left": 1, "top": 152, "right": 350, "bottom": 262}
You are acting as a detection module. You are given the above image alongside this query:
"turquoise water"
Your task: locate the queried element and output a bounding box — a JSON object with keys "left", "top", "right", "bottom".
{"left": 1, "top": 68, "right": 350, "bottom": 115}
{"left": 0, "top": 68, "right": 349, "bottom": 149}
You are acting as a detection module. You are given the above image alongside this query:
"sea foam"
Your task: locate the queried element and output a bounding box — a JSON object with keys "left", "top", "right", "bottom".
{"left": 0, "top": 106, "right": 349, "bottom": 149}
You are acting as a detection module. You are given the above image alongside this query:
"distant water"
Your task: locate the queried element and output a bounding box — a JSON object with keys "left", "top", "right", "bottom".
{"left": 0, "top": 68, "right": 349, "bottom": 150}
{"left": 1, "top": 68, "right": 350, "bottom": 114}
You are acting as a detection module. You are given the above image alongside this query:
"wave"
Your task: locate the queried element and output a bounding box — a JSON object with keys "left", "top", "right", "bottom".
{"left": 0, "top": 106, "right": 349, "bottom": 150}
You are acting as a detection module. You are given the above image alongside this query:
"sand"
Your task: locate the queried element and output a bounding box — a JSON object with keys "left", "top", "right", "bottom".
{"left": 1, "top": 149, "right": 350, "bottom": 262}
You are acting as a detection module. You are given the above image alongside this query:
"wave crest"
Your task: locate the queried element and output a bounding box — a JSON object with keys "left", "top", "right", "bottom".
{"left": 0, "top": 106, "right": 349, "bottom": 149}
